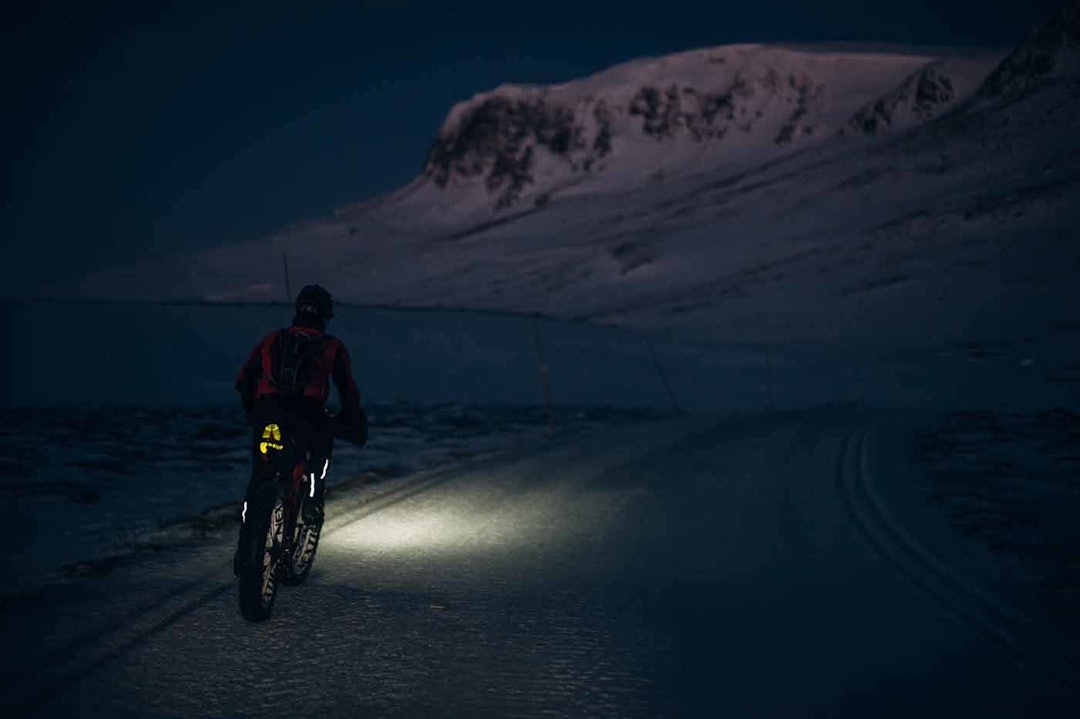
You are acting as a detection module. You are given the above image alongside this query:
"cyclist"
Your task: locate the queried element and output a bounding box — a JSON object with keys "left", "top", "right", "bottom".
{"left": 234, "top": 284, "right": 367, "bottom": 542}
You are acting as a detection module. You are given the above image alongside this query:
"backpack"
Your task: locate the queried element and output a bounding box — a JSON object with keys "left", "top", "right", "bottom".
{"left": 268, "top": 329, "right": 328, "bottom": 394}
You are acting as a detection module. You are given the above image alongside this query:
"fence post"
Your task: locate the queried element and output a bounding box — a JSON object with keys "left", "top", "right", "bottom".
{"left": 766, "top": 351, "right": 777, "bottom": 412}
{"left": 282, "top": 253, "right": 293, "bottom": 303}
{"left": 532, "top": 315, "right": 555, "bottom": 436}
{"left": 647, "top": 337, "right": 682, "bottom": 413}
{"left": 854, "top": 356, "right": 866, "bottom": 409}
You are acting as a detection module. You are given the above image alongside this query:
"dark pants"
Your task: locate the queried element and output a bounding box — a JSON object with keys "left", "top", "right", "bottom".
{"left": 244, "top": 397, "right": 334, "bottom": 510}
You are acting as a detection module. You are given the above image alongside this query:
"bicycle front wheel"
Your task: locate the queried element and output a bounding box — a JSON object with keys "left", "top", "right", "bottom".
{"left": 237, "top": 482, "right": 285, "bottom": 622}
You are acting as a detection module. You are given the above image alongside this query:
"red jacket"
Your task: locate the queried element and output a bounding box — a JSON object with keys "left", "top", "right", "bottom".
{"left": 235, "top": 325, "right": 364, "bottom": 432}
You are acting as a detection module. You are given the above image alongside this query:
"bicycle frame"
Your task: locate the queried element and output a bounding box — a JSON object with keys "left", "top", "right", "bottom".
{"left": 238, "top": 420, "right": 327, "bottom": 620}
{"left": 254, "top": 422, "right": 310, "bottom": 560}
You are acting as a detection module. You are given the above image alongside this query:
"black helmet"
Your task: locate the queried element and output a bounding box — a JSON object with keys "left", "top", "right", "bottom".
{"left": 295, "top": 284, "right": 334, "bottom": 320}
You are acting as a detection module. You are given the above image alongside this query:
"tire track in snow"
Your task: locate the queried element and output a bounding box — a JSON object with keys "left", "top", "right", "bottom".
{"left": 2, "top": 464, "right": 466, "bottom": 715}
{"left": 837, "top": 426, "right": 1080, "bottom": 703}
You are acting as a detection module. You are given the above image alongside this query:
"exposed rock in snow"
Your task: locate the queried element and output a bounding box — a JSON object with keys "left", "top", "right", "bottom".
{"left": 413, "top": 44, "right": 993, "bottom": 213}
{"left": 978, "top": 0, "right": 1080, "bottom": 100}
{"left": 848, "top": 62, "right": 957, "bottom": 135}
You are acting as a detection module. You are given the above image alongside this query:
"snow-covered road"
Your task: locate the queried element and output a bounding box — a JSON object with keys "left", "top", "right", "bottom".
{"left": 4, "top": 409, "right": 1078, "bottom": 717}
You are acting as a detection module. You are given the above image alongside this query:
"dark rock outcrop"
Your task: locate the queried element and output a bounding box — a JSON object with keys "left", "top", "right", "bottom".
{"left": 978, "top": 0, "right": 1080, "bottom": 100}
{"left": 422, "top": 96, "right": 605, "bottom": 208}
{"left": 849, "top": 63, "right": 956, "bottom": 135}
{"left": 775, "top": 74, "right": 826, "bottom": 144}
{"left": 628, "top": 84, "right": 736, "bottom": 141}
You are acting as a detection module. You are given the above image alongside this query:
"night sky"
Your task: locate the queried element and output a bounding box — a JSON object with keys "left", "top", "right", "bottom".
{"left": 1, "top": 0, "right": 1056, "bottom": 297}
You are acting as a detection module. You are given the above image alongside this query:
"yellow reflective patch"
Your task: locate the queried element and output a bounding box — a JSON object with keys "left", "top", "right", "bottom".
{"left": 262, "top": 424, "right": 282, "bottom": 441}
{"left": 259, "top": 441, "right": 284, "bottom": 455}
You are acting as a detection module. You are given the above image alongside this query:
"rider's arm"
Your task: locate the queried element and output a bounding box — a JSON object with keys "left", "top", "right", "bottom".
{"left": 331, "top": 340, "right": 367, "bottom": 446}
{"left": 235, "top": 332, "right": 275, "bottom": 418}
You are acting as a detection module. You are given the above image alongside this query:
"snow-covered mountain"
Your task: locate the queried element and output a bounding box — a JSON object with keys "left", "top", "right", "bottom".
{"left": 381, "top": 44, "right": 996, "bottom": 216}
{"left": 78, "top": 4, "right": 1080, "bottom": 354}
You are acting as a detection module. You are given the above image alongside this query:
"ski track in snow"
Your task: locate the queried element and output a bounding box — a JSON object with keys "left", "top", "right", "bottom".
{"left": 1, "top": 463, "right": 466, "bottom": 714}
{"left": 837, "top": 427, "right": 1080, "bottom": 699}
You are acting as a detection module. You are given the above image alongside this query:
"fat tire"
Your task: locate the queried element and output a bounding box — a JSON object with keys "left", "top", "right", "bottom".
{"left": 237, "top": 482, "right": 284, "bottom": 622}
{"left": 281, "top": 499, "right": 322, "bottom": 586}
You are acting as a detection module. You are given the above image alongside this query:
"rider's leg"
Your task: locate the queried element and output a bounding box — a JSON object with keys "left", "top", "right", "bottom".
{"left": 302, "top": 420, "right": 333, "bottom": 523}
{"left": 235, "top": 404, "right": 286, "bottom": 573}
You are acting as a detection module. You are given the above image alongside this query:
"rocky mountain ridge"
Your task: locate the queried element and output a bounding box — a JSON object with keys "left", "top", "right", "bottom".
{"left": 418, "top": 45, "right": 998, "bottom": 211}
